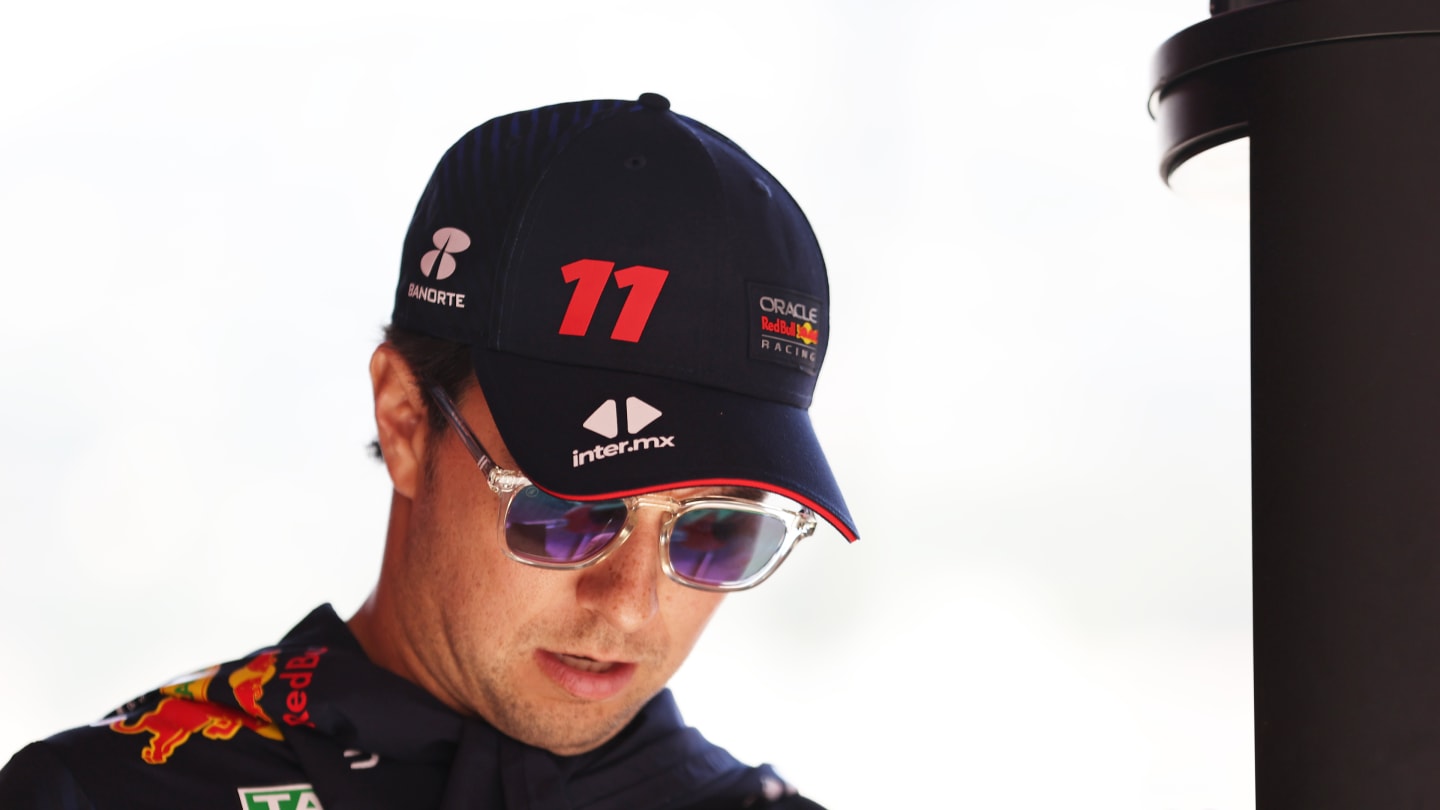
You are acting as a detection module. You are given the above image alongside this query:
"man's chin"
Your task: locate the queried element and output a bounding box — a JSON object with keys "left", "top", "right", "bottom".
{"left": 511, "top": 711, "right": 636, "bottom": 756}
{"left": 488, "top": 686, "right": 656, "bottom": 756}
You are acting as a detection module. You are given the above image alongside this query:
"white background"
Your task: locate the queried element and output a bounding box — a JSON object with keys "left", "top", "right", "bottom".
{"left": 0, "top": 2, "right": 1253, "bottom": 808}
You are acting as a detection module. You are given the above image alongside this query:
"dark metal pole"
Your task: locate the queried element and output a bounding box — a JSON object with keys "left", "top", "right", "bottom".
{"left": 1151, "top": 2, "right": 1440, "bottom": 806}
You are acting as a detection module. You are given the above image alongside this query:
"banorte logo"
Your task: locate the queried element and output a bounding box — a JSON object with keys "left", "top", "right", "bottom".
{"left": 408, "top": 227, "right": 471, "bottom": 310}
{"left": 420, "top": 227, "right": 470, "bottom": 280}
{"left": 109, "top": 654, "right": 284, "bottom": 765}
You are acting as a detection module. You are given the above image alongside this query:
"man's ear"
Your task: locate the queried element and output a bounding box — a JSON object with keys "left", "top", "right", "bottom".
{"left": 370, "top": 344, "right": 429, "bottom": 499}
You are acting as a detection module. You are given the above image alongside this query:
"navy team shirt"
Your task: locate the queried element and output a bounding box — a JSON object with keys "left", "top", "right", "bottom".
{"left": 0, "top": 605, "right": 823, "bottom": 809}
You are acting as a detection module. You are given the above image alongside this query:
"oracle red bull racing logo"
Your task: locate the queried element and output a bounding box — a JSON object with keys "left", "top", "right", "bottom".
{"left": 109, "top": 653, "right": 285, "bottom": 764}
{"left": 749, "top": 285, "right": 825, "bottom": 374}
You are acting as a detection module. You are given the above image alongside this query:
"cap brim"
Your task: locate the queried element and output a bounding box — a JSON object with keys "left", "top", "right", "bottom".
{"left": 472, "top": 346, "right": 858, "bottom": 542}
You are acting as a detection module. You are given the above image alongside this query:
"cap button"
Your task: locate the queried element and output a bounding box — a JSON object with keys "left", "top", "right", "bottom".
{"left": 637, "top": 92, "right": 671, "bottom": 111}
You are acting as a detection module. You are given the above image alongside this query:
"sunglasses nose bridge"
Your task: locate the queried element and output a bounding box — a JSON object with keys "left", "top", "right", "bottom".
{"left": 626, "top": 494, "right": 678, "bottom": 513}
{"left": 623, "top": 496, "right": 678, "bottom": 538}
{"left": 633, "top": 494, "right": 684, "bottom": 531}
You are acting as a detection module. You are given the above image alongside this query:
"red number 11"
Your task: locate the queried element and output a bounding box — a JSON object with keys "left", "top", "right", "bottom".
{"left": 557, "top": 259, "right": 669, "bottom": 343}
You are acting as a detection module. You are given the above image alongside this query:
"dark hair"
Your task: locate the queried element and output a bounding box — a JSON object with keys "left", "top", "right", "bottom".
{"left": 368, "top": 325, "right": 473, "bottom": 460}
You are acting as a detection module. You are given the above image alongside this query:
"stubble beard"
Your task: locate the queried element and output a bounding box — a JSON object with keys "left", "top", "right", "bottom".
{"left": 448, "top": 611, "right": 667, "bottom": 756}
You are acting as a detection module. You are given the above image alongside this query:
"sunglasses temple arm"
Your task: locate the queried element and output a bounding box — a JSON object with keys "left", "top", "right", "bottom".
{"left": 427, "top": 384, "right": 500, "bottom": 477}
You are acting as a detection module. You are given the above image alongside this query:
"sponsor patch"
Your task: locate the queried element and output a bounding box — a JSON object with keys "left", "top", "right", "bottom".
{"left": 237, "top": 784, "right": 324, "bottom": 810}
{"left": 571, "top": 397, "right": 675, "bottom": 468}
{"left": 409, "top": 227, "right": 470, "bottom": 309}
{"left": 747, "top": 282, "right": 824, "bottom": 374}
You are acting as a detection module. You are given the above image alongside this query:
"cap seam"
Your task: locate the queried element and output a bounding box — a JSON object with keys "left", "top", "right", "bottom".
{"left": 492, "top": 100, "right": 632, "bottom": 349}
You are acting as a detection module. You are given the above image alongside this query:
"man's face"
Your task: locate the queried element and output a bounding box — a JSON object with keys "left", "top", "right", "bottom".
{"left": 390, "top": 384, "right": 725, "bottom": 755}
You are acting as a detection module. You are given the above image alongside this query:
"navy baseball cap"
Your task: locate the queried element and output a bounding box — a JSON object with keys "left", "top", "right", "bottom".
{"left": 391, "top": 93, "right": 857, "bottom": 541}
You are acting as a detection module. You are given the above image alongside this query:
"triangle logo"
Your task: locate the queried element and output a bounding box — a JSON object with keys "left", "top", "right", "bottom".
{"left": 583, "top": 397, "right": 663, "bottom": 438}
{"left": 626, "top": 397, "right": 662, "bottom": 434}
{"left": 582, "top": 400, "right": 619, "bottom": 439}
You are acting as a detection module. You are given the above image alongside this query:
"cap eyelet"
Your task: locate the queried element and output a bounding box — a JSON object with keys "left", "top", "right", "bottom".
{"left": 625, "top": 155, "right": 648, "bottom": 170}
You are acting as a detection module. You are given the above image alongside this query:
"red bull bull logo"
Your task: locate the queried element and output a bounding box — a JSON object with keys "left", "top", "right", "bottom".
{"left": 109, "top": 654, "right": 284, "bottom": 764}
{"left": 109, "top": 697, "right": 281, "bottom": 764}
{"left": 229, "top": 649, "right": 280, "bottom": 723}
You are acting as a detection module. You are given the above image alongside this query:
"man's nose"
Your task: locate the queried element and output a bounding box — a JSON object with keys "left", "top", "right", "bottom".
{"left": 575, "top": 510, "right": 663, "bottom": 632}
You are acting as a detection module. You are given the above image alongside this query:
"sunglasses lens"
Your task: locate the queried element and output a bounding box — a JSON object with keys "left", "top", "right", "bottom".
{"left": 668, "top": 508, "right": 789, "bottom": 587}
{"left": 505, "top": 487, "right": 628, "bottom": 564}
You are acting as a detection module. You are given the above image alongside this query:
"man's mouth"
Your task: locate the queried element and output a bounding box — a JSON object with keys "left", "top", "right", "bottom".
{"left": 553, "top": 653, "right": 618, "bottom": 673}
{"left": 535, "top": 650, "right": 637, "bottom": 701}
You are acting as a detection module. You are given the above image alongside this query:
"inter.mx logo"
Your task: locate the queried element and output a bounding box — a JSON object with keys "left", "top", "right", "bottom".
{"left": 238, "top": 784, "right": 322, "bottom": 810}
{"left": 572, "top": 397, "right": 675, "bottom": 468}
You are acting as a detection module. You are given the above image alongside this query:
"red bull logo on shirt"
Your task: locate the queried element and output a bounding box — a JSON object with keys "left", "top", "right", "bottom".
{"left": 109, "top": 697, "right": 280, "bottom": 765}
{"left": 229, "top": 649, "right": 280, "bottom": 724}
{"left": 278, "top": 646, "right": 328, "bottom": 727}
{"left": 109, "top": 655, "right": 285, "bottom": 764}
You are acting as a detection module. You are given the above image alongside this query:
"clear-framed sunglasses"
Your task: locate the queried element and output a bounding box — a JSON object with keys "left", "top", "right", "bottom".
{"left": 427, "top": 385, "right": 817, "bottom": 592}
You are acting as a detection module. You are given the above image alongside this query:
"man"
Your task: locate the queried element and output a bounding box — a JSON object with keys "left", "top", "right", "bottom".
{"left": 0, "top": 93, "right": 858, "bottom": 809}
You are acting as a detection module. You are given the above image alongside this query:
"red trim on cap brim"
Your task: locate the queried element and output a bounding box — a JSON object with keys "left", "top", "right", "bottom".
{"left": 533, "top": 477, "right": 859, "bottom": 543}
